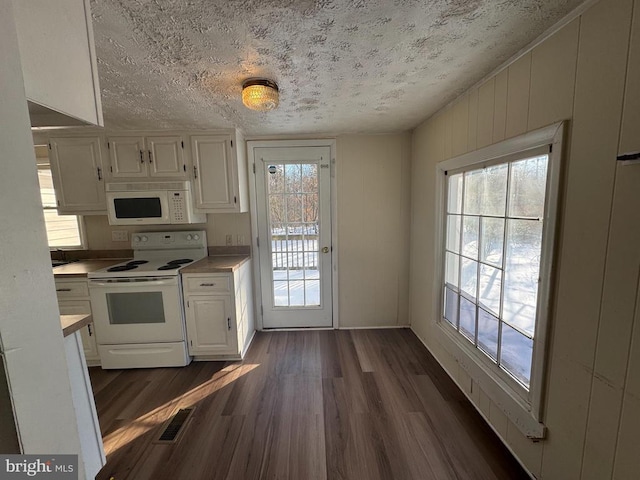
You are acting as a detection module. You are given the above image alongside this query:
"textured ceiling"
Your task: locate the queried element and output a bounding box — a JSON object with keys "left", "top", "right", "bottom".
{"left": 90, "top": 0, "right": 584, "bottom": 135}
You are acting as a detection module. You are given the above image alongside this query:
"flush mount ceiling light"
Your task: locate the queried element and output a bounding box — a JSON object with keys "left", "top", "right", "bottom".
{"left": 242, "top": 79, "right": 279, "bottom": 111}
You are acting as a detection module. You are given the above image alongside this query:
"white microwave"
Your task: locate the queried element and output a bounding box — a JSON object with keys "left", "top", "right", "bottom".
{"left": 106, "top": 181, "right": 206, "bottom": 226}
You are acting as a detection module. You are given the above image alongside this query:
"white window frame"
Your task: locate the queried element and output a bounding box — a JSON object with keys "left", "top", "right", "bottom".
{"left": 37, "top": 162, "right": 87, "bottom": 250}
{"left": 433, "top": 122, "right": 565, "bottom": 439}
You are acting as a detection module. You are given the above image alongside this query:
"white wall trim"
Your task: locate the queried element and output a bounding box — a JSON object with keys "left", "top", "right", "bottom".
{"left": 246, "top": 139, "right": 338, "bottom": 330}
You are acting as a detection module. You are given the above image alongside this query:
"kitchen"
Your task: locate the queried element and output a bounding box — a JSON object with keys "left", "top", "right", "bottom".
{"left": 3, "top": 0, "right": 640, "bottom": 479}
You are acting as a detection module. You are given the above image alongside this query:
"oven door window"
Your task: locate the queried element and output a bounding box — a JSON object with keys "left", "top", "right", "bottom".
{"left": 106, "top": 291, "right": 166, "bottom": 324}
{"left": 113, "top": 197, "right": 162, "bottom": 219}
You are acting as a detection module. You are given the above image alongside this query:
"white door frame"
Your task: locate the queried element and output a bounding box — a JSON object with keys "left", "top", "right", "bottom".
{"left": 247, "top": 139, "right": 338, "bottom": 330}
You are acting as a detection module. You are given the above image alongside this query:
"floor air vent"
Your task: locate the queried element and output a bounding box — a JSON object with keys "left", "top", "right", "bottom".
{"left": 155, "top": 408, "right": 194, "bottom": 443}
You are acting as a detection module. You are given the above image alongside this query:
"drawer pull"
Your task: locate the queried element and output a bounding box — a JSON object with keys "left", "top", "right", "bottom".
{"left": 56, "top": 288, "right": 72, "bottom": 292}
{"left": 200, "top": 283, "right": 216, "bottom": 287}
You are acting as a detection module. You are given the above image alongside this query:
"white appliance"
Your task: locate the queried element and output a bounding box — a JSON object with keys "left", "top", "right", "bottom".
{"left": 88, "top": 230, "right": 207, "bottom": 369}
{"left": 106, "top": 181, "right": 206, "bottom": 226}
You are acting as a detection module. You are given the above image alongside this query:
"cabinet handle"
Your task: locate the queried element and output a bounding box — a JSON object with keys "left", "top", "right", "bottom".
{"left": 193, "top": 165, "right": 198, "bottom": 179}
{"left": 227, "top": 318, "right": 231, "bottom": 330}
{"left": 140, "top": 150, "right": 144, "bottom": 164}
{"left": 97, "top": 167, "right": 102, "bottom": 181}
{"left": 148, "top": 150, "right": 153, "bottom": 163}
{"left": 87, "top": 324, "right": 92, "bottom": 336}
{"left": 56, "top": 288, "right": 72, "bottom": 292}
{"left": 200, "top": 283, "right": 216, "bottom": 287}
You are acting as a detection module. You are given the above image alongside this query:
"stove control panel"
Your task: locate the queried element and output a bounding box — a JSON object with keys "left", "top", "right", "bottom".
{"left": 131, "top": 231, "right": 207, "bottom": 250}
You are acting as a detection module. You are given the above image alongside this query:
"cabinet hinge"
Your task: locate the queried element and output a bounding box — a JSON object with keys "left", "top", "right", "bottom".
{"left": 181, "top": 141, "right": 184, "bottom": 149}
{"left": 549, "top": 144, "right": 553, "bottom": 153}
{"left": 48, "top": 143, "right": 52, "bottom": 150}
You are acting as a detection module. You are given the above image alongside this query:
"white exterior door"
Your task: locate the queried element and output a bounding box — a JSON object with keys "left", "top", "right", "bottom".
{"left": 254, "top": 145, "right": 332, "bottom": 328}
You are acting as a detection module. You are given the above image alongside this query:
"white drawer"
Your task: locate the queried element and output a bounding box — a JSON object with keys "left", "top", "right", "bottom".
{"left": 55, "top": 280, "right": 89, "bottom": 298}
{"left": 184, "top": 275, "right": 231, "bottom": 294}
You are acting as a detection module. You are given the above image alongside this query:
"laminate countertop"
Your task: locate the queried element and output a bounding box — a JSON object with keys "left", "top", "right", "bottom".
{"left": 61, "top": 313, "right": 92, "bottom": 337}
{"left": 53, "top": 259, "right": 128, "bottom": 278}
{"left": 180, "top": 255, "right": 250, "bottom": 274}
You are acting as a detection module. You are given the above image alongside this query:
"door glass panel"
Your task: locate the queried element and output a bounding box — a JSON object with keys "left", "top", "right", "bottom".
{"left": 268, "top": 163, "right": 321, "bottom": 308}
{"left": 106, "top": 292, "right": 165, "bottom": 324}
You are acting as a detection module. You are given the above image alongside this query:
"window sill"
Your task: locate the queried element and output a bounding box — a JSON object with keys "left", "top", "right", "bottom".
{"left": 437, "top": 321, "right": 546, "bottom": 439}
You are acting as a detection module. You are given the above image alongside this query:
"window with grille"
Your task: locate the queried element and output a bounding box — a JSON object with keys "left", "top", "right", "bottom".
{"left": 37, "top": 162, "right": 84, "bottom": 249}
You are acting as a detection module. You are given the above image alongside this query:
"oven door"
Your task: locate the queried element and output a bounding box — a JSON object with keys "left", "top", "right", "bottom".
{"left": 89, "top": 277, "right": 184, "bottom": 344}
{"left": 106, "top": 190, "right": 170, "bottom": 225}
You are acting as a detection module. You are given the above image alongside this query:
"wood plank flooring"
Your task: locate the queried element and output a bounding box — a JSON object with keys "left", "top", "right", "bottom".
{"left": 91, "top": 329, "right": 529, "bottom": 480}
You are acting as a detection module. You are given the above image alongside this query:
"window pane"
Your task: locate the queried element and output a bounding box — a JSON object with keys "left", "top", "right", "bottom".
{"left": 446, "top": 214, "right": 461, "bottom": 253}
{"left": 500, "top": 323, "right": 533, "bottom": 388}
{"left": 448, "top": 173, "right": 463, "bottom": 214}
{"left": 460, "top": 258, "right": 478, "bottom": 300}
{"left": 481, "top": 164, "right": 508, "bottom": 216}
{"left": 462, "top": 215, "right": 479, "bottom": 259}
{"left": 509, "top": 155, "right": 549, "bottom": 218}
{"left": 480, "top": 217, "right": 504, "bottom": 267}
{"left": 478, "top": 308, "right": 499, "bottom": 360}
{"left": 459, "top": 296, "right": 476, "bottom": 342}
{"left": 445, "top": 252, "right": 460, "bottom": 289}
{"left": 444, "top": 287, "right": 459, "bottom": 327}
{"left": 503, "top": 219, "right": 542, "bottom": 336}
{"left": 463, "top": 170, "right": 482, "bottom": 215}
{"left": 37, "top": 169, "right": 57, "bottom": 207}
{"left": 43, "top": 210, "right": 82, "bottom": 248}
{"left": 479, "top": 264, "right": 501, "bottom": 316}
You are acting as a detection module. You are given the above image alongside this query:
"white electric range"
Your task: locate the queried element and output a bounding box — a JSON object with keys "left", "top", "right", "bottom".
{"left": 88, "top": 230, "right": 207, "bottom": 369}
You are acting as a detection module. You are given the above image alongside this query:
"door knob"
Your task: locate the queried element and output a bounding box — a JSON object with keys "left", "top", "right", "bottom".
{"left": 322, "top": 246, "right": 329, "bottom": 253}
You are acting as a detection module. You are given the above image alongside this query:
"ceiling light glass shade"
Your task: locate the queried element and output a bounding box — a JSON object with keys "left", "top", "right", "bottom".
{"left": 242, "top": 79, "right": 279, "bottom": 111}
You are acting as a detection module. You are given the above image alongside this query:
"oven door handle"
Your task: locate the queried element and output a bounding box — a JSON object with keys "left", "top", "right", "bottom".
{"left": 89, "top": 277, "right": 178, "bottom": 286}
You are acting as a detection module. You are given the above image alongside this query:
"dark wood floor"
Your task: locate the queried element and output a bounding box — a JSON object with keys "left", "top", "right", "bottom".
{"left": 90, "top": 329, "right": 529, "bottom": 480}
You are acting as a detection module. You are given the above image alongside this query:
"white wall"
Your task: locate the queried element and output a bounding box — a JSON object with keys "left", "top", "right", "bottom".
{"left": 409, "top": 0, "right": 640, "bottom": 477}
{"left": 0, "top": 0, "right": 87, "bottom": 474}
{"left": 337, "top": 134, "right": 412, "bottom": 328}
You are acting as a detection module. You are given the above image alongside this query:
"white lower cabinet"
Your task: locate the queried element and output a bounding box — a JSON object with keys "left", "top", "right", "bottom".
{"left": 182, "top": 260, "right": 254, "bottom": 359}
{"left": 55, "top": 279, "right": 100, "bottom": 365}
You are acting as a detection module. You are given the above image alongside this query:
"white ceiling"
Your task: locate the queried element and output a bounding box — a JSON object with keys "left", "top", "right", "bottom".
{"left": 90, "top": 0, "right": 584, "bottom": 135}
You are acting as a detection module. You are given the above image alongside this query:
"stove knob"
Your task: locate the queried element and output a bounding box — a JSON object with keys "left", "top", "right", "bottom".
{"left": 193, "top": 234, "right": 200, "bottom": 240}
{"left": 141, "top": 235, "right": 148, "bottom": 242}
{"left": 186, "top": 234, "right": 193, "bottom": 241}
{"left": 133, "top": 235, "right": 141, "bottom": 242}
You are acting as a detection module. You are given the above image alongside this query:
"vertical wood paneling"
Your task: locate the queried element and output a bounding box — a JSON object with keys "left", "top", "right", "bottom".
{"left": 505, "top": 53, "right": 531, "bottom": 139}
{"left": 619, "top": 0, "right": 640, "bottom": 155}
{"left": 451, "top": 97, "right": 469, "bottom": 157}
{"left": 489, "top": 403, "right": 508, "bottom": 438}
{"left": 492, "top": 69, "right": 508, "bottom": 143}
{"left": 506, "top": 422, "right": 543, "bottom": 478}
{"left": 613, "top": 393, "right": 640, "bottom": 478}
{"left": 467, "top": 88, "right": 479, "bottom": 151}
{"left": 443, "top": 107, "right": 453, "bottom": 160}
{"left": 477, "top": 78, "right": 495, "bottom": 148}
{"left": 528, "top": 19, "right": 580, "bottom": 130}
{"left": 542, "top": 2, "right": 632, "bottom": 477}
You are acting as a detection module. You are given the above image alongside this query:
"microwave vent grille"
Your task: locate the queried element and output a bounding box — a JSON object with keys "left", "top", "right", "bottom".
{"left": 106, "top": 181, "right": 190, "bottom": 192}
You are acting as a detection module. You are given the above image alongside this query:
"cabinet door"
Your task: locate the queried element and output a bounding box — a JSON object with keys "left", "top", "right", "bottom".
{"left": 185, "top": 295, "right": 236, "bottom": 355}
{"left": 57, "top": 300, "right": 99, "bottom": 362}
{"left": 107, "top": 136, "right": 147, "bottom": 178}
{"left": 191, "top": 135, "right": 238, "bottom": 211}
{"left": 49, "top": 137, "right": 106, "bottom": 213}
{"left": 147, "top": 136, "right": 186, "bottom": 177}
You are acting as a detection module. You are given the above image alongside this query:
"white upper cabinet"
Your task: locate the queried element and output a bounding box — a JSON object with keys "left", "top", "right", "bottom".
{"left": 190, "top": 132, "right": 248, "bottom": 213}
{"left": 48, "top": 137, "right": 106, "bottom": 214}
{"left": 13, "top": 0, "right": 103, "bottom": 127}
{"left": 107, "top": 135, "right": 186, "bottom": 179}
